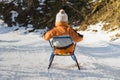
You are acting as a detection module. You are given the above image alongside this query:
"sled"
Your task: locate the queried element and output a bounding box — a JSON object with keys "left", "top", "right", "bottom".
{"left": 48, "top": 35, "right": 80, "bottom": 70}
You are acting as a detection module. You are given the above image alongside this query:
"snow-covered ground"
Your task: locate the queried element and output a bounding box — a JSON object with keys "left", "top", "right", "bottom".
{"left": 0, "top": 20, "right": 120, "bottom": 80}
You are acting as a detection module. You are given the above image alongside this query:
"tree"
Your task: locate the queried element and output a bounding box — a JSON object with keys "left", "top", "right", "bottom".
{"left": 1, "top": 0, "right": 104, "bottom": 30}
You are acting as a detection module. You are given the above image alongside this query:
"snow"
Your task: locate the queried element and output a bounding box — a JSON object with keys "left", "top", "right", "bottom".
{"left": 0, "top": 20, "right": 120, "bottom": 80}
{"left": 10, "top": 11, "right": 18, "bottom": 22}
{"left": 0, "top": 0, "right": 12, "bottom": 2}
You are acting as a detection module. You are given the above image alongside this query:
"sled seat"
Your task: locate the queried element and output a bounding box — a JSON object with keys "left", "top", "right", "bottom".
{"left": 50, "top": 35, "right": 75, "bottom": 55}
{"left": 48, "top": 35, "right": 80, "bottom": 70}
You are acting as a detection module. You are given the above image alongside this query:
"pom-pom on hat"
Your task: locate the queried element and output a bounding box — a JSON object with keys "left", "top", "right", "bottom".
{"left": 55, "top": 9, "right": 68, "bottom": 23}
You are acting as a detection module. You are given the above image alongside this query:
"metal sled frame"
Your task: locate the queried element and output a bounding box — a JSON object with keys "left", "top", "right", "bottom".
{"left": 48, "top": 36, "right": 80, "bottom": 70}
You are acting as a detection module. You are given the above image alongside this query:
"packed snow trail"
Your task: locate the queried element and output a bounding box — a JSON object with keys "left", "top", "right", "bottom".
{"left": 0, "top": 26, "right": 120, "bottom": 80}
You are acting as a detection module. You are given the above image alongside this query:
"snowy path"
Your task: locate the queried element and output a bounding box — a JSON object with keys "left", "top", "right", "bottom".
{"left": 0, "top": 26, "right": 120, "bottom": 80}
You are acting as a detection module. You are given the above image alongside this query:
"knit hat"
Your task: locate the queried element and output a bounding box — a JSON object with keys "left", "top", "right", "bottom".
{"left": 55, "top": 9, "right": 68, "bottom": 23}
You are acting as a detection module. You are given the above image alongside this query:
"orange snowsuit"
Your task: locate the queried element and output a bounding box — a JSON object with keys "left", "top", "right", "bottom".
{"left": 43, "top": 22, "right": 83, "bottom": 55}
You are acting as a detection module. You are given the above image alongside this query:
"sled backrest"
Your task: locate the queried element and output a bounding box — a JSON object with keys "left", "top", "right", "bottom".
{"left": 51, "top": 35, "right": 73, "bottom": 48}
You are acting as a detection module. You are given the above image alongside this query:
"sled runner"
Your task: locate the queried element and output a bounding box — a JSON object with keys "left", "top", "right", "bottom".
{"left": 48, "top": 35, "right": 80, "bottom": 70}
